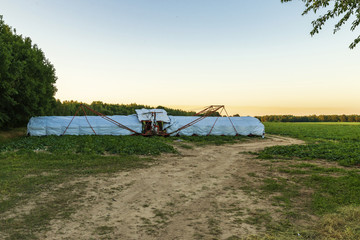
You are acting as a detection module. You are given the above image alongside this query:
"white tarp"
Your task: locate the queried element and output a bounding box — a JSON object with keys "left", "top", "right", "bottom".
{"left": 135, "top": 109, "right": 170, "bottom": 122}
{"left": 27, "top": 114, "right": 264, "bottom": 137}
{"left": 27, "top": 115, "right": 142, "bottom": 136}
{"left": 164, "top": 116, "right": 264, "bottom": 136}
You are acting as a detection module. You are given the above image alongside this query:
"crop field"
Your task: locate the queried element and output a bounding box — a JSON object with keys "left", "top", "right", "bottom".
{"left": 262, "top": 122, "right": 360, "bottom": 166}
{"left": 0, "top": 124, "right": 360, "bottom": 239}
{"left": 260, "top": 122, "right": 360, "bottom": 238}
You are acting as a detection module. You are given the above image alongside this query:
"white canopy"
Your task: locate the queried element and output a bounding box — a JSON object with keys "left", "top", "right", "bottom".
{"left": 27, "top": 115, "right": 264, "bottom": 137}
{"left": 164, "top": 116, "right": 264, "bottom": 136}
{"left": 135, "top": 109, "right": 170, "bottom": 122}
{"left": 27, "top": 115, "right": 142, "bottom": 136}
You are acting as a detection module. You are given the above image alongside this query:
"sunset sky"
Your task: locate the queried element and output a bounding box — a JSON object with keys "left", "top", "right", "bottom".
{"left": 1, "top": 0, "right": 359, "bottom": 116}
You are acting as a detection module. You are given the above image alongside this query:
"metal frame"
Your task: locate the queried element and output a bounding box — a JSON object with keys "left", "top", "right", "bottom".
{"left": 62, "top": 104, "right": 140, "bottom": 136}
{"left": 62, "top": 104, "right": 238, "bottom": 136}
{"left": 168, "top": 105, "right": 238, "bottom": 136}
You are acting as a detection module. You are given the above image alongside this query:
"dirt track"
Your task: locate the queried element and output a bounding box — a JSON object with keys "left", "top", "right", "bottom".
{"left": 41, "top": 135, "right": 302, "bottom": 240}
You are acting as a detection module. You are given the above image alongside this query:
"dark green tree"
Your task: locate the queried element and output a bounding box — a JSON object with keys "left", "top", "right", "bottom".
{"left": 281, "top": 0, "right": 360, "bottom": 49}
{"left": 0, "top": 15, "right": 57, "bottom": 128}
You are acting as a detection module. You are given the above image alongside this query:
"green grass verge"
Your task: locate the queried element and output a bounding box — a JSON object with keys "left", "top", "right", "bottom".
{"left": 264, "top": 122, "right": 360, "bottom": 141}
{"left": 252, "top": 122, "right": 360, "bottom": 238}
{"left": 262, "top": 122, "right": 360, "bottom": 166}
{"left": 0, "top": 135, "right": 176, "bottom": 155}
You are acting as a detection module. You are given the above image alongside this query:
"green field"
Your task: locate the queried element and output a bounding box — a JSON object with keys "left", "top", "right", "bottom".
{"left": 262, "top": 122, "right": 360, "bottom": 166}
{"left": 0, "top": 133, "right": 245, "bottom": 215}
{"left": 261, "top": 122, "right": 360, "bottom": 214}
{"left": 1, "top": 124, "right": 360, "bottom": 239}
{"left": 258, "top": 122, "right": 360, "bottom": 239}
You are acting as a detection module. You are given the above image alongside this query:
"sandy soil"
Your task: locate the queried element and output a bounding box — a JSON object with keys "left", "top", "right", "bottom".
{"left": 40, "top": 135, "right": 303, "bottom": 240}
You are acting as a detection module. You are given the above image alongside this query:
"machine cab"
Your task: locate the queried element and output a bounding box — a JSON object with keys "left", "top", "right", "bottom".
{"left": 135, "top": 109, "right": 170, "bottom": 136}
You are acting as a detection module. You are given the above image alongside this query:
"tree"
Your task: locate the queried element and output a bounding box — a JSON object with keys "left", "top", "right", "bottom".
{"left": 0, "top": 15, "right": 57, "bottom": 128}
{"left": 281, "top": 0, "right": 360, "bottom": 49}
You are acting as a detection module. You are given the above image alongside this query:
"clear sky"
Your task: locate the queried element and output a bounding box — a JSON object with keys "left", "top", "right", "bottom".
{"left": 1, "top": 0, "right": 359, "bottom": 116}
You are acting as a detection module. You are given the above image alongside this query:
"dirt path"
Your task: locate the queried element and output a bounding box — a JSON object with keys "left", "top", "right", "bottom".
{"left": 41, "top": 135, "right": 303, "bottom": 240}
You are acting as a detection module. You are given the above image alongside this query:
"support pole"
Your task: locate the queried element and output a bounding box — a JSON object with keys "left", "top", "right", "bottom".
{"left": 62, "top": 106, "right": 81, "bottom": 135}
{"left": 81, "top": 105, "right": 97, "bottom": 135}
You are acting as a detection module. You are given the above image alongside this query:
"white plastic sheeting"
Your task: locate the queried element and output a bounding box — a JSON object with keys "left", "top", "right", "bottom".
{"left": 135, "top": 109, "right": 170, "bottom": 122}
{"left": 27, "top": 115, "right": 142, "bottom": 136}
{"left": 164, "top": 116, "right": 264, "bottom": 136}
{"left": 27, "top": 115, "right": 264, "bottom": 137}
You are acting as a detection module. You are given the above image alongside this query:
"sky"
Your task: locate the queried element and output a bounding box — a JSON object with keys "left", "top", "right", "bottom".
{"left": 1, "top": 0, "right": 359, "bottom": 116}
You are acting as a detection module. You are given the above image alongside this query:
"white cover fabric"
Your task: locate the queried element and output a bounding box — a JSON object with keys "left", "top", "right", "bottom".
{"left": 135, "top": 109, "right": 170, "bottom": 122}
{"left": 27, "top": 115, "right": 264, "bottom": 137}
{"left": 27, "top": 115, "right": 142, "bottom": 136}
{"left": 164, "top": 116, "right": 264, "bottom": 136}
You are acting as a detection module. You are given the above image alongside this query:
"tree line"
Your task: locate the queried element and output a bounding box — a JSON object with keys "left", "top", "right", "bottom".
{"left": 53, "top": 100, "right": 196, "bottom": 117}
{"left": 256, "top": 115, "right": 360, "bottom": 123}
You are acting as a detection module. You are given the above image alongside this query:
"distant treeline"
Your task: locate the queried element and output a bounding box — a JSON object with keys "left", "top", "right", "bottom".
{"left": 53, "top": 100, "right": 196, "bottom": 116}
{"left": 257, "top": 115, "right": 360, "bottom": 122}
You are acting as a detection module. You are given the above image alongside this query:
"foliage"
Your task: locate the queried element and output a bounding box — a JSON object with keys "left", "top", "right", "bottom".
{"left": 259, "top": 141, "right": 360, "bottom": 166}
{"left": 53, "top": 100, "right": 196, "bottom": 116}
{"left": 262, "top": 122, "right": 360, "bottom": 140}
{"left": 306, "top": 173, "right": 360, "bottom": 214}
{"left": 262, "top": 164, "right": 360, "bottom": 214}
{"left": 257, "top": 114, "right": 360, "bottom": 122}
{"left": 0, "top": 135, "right": 176, "bottom": 156}
{"left": 260, "top": 122, "right": 360, "bottom": 166}
{"left": 255, "top": 123, "right": 360, "bottom": 238}
{"left": 0, "top": 16, "right": 57, "bottom": 128}
{"left": 281, "top": 0, "right": 360, "bottom": 49}
{"left": 258, "top": 122, "right": 360, "bottom": 231}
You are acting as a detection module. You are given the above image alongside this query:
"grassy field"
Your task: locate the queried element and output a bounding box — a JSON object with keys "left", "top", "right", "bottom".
{"left": 1, "top": 124, "right": 360, "bottom": 239}
{"left": 262, "top": 122, "right": 360, "bottom": 166}
{"left": 0, "top": 132, "right": 178, "bottom": 239}
{"left": 0, "top": 130, "right": 250, "bottom": 239}
{"left": 256, "top": 122, "right": 360, "bottom": 239}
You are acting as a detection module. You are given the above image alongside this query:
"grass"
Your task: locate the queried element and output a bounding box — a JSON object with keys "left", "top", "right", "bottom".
{"left": 259, "top": 141, "right": 360, "bottom": 166}
{"left": 0, "top": 131, "right": 251, "bottom": 239}
{"left": 2, "top": 123, "right": 360, "bottom": 239}
{"left": 306, "top": 173, "right": 360, "bottom": 214}
{"left": 250, "top": 122, "right": 360, "bottom": 238}
{"left": 250, "top": 206, "right": 360, "bottom": 240}
{"left": 244, "top": 209, "right": 272, "bottom": 227}
{"left": 0, "top": 133, "right": 179, "bottom": 239}
{"left": 175, "top": 135, "right": 248, "bottom": 146}
{"left": 309, "top": 205, "right": 360, "bottom": 239}
{"left": 95, "top": 225, "right": 115, "bottom": 236}
{"left": 0, "top": 127, "right": 26, "bottom": 143}
{"left": 260, "top": 123, "right": 360, "bottom": 215}
{"left": 0, "top": 182, "right": 85, "bottom": 239}
{"left": 261, "top": 122, "right": 360, "bottom": 166}
{"left": 261, "top": 177, "right": 300, "bottom": 208}
{"left": 207, "top": 217, "right": 222, "bottom": 236}
{"left": 0, "top": 135, "right": 176, "bottom": 155}
{"left": 264, "top": 122, "right": 360, "bottom": 141}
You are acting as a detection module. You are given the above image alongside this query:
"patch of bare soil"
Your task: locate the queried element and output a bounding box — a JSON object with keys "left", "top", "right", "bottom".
{"left": 39, "top": 136, "right": 303, "bottom": 240}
